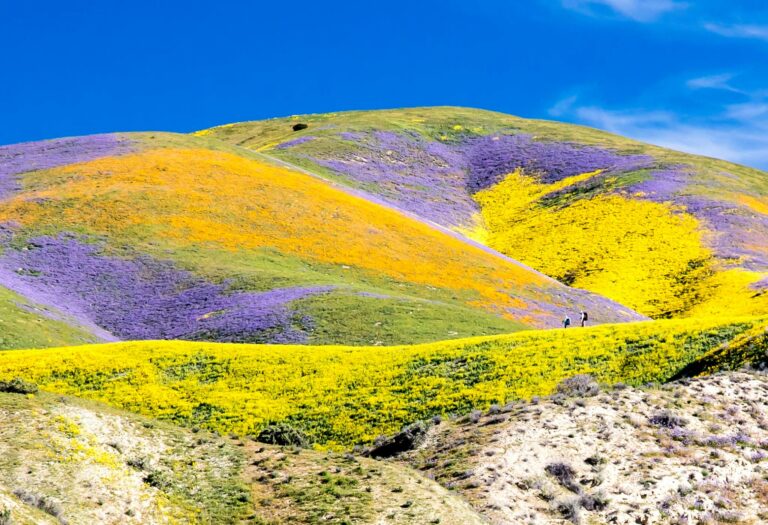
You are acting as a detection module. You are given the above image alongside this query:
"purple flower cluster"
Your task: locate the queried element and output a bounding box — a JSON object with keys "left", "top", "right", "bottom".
{"left": 631, "top": 169, "right": 768, "bottom": 271}
{"left": 274, "top": 136, "right": 316, "bottom": 149}
{"left": 459, "top": 134, "right": 654, "bottom": 192}
{"left": 680, "top": 198, "right": 768, "bottom": 270}
{"left": 312, "top": 131, "right": 478, "bottom": 228}
{"left": 700, "top": 432, "right": 752, "bottom": 448}
{"left": 0, "top": 234, "right": 331, "bottom": 343}
{"left": 339, "top": 131, "right": 365, "bottom": 141}
{"left": 504, "top": 285, "right": 647, "bottom": 328}
{"left": 751, "top": 276, "right": 768, "bottom": 291}
{"left": 302, "top": 131, "right": 654, "bottom": 228}
{"left": 0, "top": 134, "right": 133, "bottom": 200}
{"left": 629, "top": 167, "right": 691, "bottom": 197}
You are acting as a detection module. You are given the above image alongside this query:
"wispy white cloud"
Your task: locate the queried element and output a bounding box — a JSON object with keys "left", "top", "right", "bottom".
{"left": 549, "top": 92, "right": 768, "bottom": 168}
{"left": 636, "top": 125, "right": 768, "bottom": 166}
{"left": 569, "top": 106, "right": 676, "bottom": 131}
{"left": 561, "top": 0, "right": 686, "bottom": 22}
{"left": 704, "top": 23, "right": 768, "bottom": 42}
{"left": 548, "top": 95, "right": 578, "bottom": 117}
{"left": 724, "top": 102, "right": 768, "bottom": 121}
{"left": 686, "top": 73, "right": 745, "bottom": 94}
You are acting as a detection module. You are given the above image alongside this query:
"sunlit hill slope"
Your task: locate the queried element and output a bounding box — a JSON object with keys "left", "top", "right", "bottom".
{"left": 0, "top": 126, "right": 642, "bottom": 348}
{"left": 1, "top": 106, "right": 768, "bottom": 524}
{"left": 2, "top": 316, "right": 764, "bottom": 447}
{"left": 202, "top": 107, "right": 768, "bottom": 319}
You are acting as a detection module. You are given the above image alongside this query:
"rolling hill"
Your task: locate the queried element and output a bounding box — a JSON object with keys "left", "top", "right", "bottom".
{"left": 1, "top": 316, "right": 763, "bottom": 446}
{"left": 399, "top": 370, "right": 768, "bottom": 524}
{"left": 4, "top": 106, "right": 767, "bottom": 347}
{"left": 1, "top": 105, "right": 768, "bottom": 523}
{"left": 0, "top": 321, "right": 766, "bottom": 524}
{"left": 200, "top": 107, "right": 768, "bottom": 319}
{"left": 0, "top": 388, "right": 483, "bottom": 525}
{"left": 0, "top": 126, "right": 642, "bottom": 349}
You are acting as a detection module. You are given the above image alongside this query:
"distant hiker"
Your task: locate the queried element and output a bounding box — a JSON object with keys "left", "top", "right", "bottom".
{"left": 563, "top": 315, "right": 571, "bottom": 329}
{"left": 580, "top": 311, "right": 588, "bottom": 327}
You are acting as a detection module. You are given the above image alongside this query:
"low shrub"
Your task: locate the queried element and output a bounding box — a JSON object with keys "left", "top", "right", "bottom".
{"left": 126, "top": 456, "right": 149, "bottom": 470}
{"left": 12, "top": 490, "right": 65, "bottom": 522}
{"left": 555, "top": 498, "right": 581, "bottom": 524}
{"left": 555, "top": 374, "right": 599, "bottom": 398}
{"left": 366, "top": 421, "right": 428, "bottom": 458}
{"left": 580, "top": 492, "right": 609, "bottom": 511}
{"left": 649, "top": 411, "right": 688, "bottom": 429}
{"left": 0, "top": 378, "right": 38, "bottom": 395}
{"left": 143, "top": 470, "right": 172, "bottom": 490}
{"left": 545, "top": 462, "right": 580, "bottom": 493}
{"left": 256, "top": 423, "right": 308, "bottom": 448}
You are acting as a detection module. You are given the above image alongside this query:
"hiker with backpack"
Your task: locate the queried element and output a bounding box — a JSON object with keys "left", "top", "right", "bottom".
{"left": 580, "top": 311, "right": 588, "bottom": 327}
{"left": 563, "top": 314, "right": 571, "bottom": 329}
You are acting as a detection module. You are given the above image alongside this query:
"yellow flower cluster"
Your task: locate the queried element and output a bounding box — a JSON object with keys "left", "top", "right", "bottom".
{"left": 474, "top": 170, "right": 713, "bottom": 317}
{"left": 686, "top": 268, "right": 768, "bottom": 318}
{"left": 192, "top": 123, "right": 235, "bottom": 137}
{"left": 0, "top": 316, "right": 761, "bottom": 447}
{"left": 739, "top": 195, "right": 768, "bottom": 216}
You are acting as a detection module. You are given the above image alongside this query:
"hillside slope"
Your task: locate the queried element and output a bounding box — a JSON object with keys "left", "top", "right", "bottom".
{"left": 0, "top": 389, "right": 251, "bottom": 524}
{"left": 0, "top": 131, "right": 641, "bottom": 348}
{"left": 0, "top": 388, "right": 483, "bottom": 525}
{"left": 401, "top": 371, "right": 768, "bottom": 524}
{"left": 1, "top": 316, "right": 763, "bottom": 446}
{"left": 200, "top": 107, "right": 768, "bottom": 319}
{"left": 3, "top": 370, "right": 766, "bottom": 524}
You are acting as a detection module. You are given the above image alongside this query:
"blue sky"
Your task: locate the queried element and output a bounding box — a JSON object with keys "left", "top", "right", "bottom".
{"left": 2, "top": 0, "right": 768, "bottom": 168}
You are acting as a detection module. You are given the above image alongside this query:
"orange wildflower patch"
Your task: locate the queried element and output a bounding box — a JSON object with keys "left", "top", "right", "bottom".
{"left": 0, "top": 148, "right": 550, "bottom": 315}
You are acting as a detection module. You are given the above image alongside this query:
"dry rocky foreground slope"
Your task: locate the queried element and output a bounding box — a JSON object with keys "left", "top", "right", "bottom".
{"left": 0, "top": 387, "right": 251, "bottom": 524}
{"left": 0, "top": 385, "right": 484, "bottom": 525}
{"left": 401, "top": 371, "right": 768, "bottom": 525}
{"left": 3, "top": 370, "right": 767, "bottom": 524}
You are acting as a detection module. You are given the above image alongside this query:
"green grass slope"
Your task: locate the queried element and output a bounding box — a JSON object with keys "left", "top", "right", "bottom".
{"left": 0, "top": 389, "right": 251, "bottom": 524}
{"left": 0, "top": 285, "right": 100, "bottom": 349}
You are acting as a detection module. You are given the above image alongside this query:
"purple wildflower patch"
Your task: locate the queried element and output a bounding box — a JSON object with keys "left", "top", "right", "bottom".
{"left": 681, "top": 197, "right": 768, "bottom": 270}
{"left": 301, "top": 130, "right": 654, "bottom": 227}
{"left": 298, "top": 128, "right": 766, "bottom": 276}
{"left": 312, "top": 131, "right": 478, "bottom": 228}
{"left": 339, "top": 131, "right": 365, "bottom": 141}
{"left": 0, "top": 234, "right": 331, "bottom": 343}
{"left": 700, "top": 432, "right": 752, "bottom": 448}
{"left": 632, "top": 171, "right": 768, "bottom": 271}
{"left": 275, "top": 136, "right": 316, "bottom": 149}
{"left": 751, "top": 276, "right": 768, "bottom": 291}
{"left": 0, "top": 134, "right": 133, "bottom": 200}
{"left": 459, "top": 134, "right": 654, "bottom": 192}
{"left": 629, "top": 167, "right": 691, "bottom": 197}
{"left": 626, "top": 167, "right": 768, "bottom": 271}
